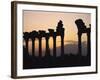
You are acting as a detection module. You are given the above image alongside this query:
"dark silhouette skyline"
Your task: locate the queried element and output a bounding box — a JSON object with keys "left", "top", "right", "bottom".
{"left": 23, "top": 20, "right": 65, "bottom": 57}
{"left": 23, "top": 19, "right": 91, "bottom": 69}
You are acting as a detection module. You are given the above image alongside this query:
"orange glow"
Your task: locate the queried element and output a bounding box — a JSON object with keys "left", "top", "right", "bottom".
{"left": 23, "top": 10, "right": 91, "bottom": 53}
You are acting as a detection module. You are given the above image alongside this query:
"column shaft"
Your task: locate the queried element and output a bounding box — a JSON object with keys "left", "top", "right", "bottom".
{"left": 39, "top": 38, "right": 42, "bottom": 57}
{"left": 32, "top": 39, "right": 35, "bottom": 56}
{"left": 46, "top": 38, "right": 49, "bottom": 54}
{"left": 87, "top": 32, "right": 90, "bottom": 57}
{"left": 26, "top": 39, "right": 29, "bottom": 53}
{"left": 78, "top": 33, "right": 82, "bottom": 55}
{"left": 53, "top": 37, "right": 56, "bottom": 57}
{"left": 61, "top": 37, "right": 64, "bottom": 56}
{"left": 45, "top": 37, "right": 50, "bottom": 56}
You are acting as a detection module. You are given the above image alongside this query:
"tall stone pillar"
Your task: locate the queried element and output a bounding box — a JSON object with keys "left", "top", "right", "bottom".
{"left": 46, "top": 37, "right": 49, "bottom": 54}
{"left": 23, "top": 32, "right": 29, "bottom": 53}
{"left": 32, "top": 38, "right": 35, "bottom": 56}
{"left": 39, "top": 37, "right": 42, "bottom": 57}
{"left": 25, "top": 39, "right": 29, "bottom": 53}
{"left": 87, "top": 30, "right": 90, "bottom": 57}
{"left": 53, "top": 35, "right": 56, "bottom": 57}
{"left": 61, "top": 36, "right": 64, "bottom": 56}
{"left": 87, "top": 32, "right": 91, "bottom": 64}
{"left": 78, "top": 33, "right": 82, "bottom": 55}
{"left": 61, "top": 28, "right": 64, "bottom": 56}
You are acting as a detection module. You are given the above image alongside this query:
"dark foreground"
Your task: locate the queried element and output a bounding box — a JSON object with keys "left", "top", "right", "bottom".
{"left": 23, "top": 47, "right": 90, "bottom": 69}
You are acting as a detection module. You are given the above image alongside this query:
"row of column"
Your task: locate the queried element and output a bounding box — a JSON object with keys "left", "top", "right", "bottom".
{"left": 25, "top": 34, "right": 64, "bottom": 57}
{"left": 25, "top": 30, "right": 90, "bottom": 57}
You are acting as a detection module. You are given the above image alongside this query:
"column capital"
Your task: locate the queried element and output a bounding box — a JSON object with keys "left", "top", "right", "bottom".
{"left": 31, "top": 37, "right": 35, "bottom": 40}
{"left": 53, "top": 32, "right": 56, "bottom": 38}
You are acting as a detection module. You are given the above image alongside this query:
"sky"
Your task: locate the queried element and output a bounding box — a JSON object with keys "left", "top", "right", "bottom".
{"left": 23, "top": 10, "right": 91, "bottom": 56}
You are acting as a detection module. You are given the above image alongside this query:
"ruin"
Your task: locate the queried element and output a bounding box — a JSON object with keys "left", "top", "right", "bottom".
{"left": 23, "top": 20, "right": 65, "bottom": 57}
{"left": 23, "top": 19, "right": 91, "bottom": 69}
{"left": 75, "top": 19, "right": 91, "bottom": 56}
{"left": 23, "top": 19, "right": 91, "bottom": 57}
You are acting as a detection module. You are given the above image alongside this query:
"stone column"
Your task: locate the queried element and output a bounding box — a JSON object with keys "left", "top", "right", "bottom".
{"left": 78, "top": 32, "right": 82, "bottom": 56}
{"left": 38, "top": 37, "right": 42, "bottom": 57}
{"left": 61, "top": 28, "right": 64, "bottom": 56}
{"left": 53, "top": 34, "right": 56, "bottom": 57}
{"left": 25, "top": 39, "right": 29, "bottom": 53}
{"left": 45, "top": 35, "right": 51, "bottom": 57}
{"left": 61, "top": 36, "right": 64, "bottom": 56}
{"left": 32, "top": 38, "right": 35, "bottom": 56}
{"left": 87, "top": 30, "right": 90, "bottom": 57}
{"left": 46, "top": 37, "right": 49, "bottom": 54}
{"left": 86, "top": 28, "right": 91, "bottom": 64}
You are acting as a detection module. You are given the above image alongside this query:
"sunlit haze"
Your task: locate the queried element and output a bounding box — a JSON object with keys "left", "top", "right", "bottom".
{"left": 23, "top": 10, "right": 91, "bottom": 56}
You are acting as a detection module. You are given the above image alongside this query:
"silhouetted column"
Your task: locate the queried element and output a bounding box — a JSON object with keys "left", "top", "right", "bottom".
{"left": 46, "top": 37, "right": 49, "bottom": 54}
{"left": 61, "top": 28, "right": 65, "bottom": 56}
{"left": 78, "top": 33, "right": 82, "bottom": 55}
{"left": 25, "top": 39, "right": 29, "bottom": 53}
{"left": 53, "top": 35, "right": 56, "bottom": 57}
{"left": 87, "top": 31, "right": 91, "bottom": 64}
{"left": 61, "top": 36, "right": 64, "bottom": 56}
{"left": 32, "top": 38, "right": 35, "bottom": 56}
{"left": 39, "top": 37, "right": 42, "bottom": 57}
{"left": 87, "top": 30, "right": 90, "bottom": 57}
{"left": 23, "top": 32, "right": 29, "bottom": 53}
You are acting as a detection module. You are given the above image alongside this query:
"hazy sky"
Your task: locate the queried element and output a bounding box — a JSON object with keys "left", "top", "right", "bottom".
{"left": 23, "top": 10, "right": 91, "bottom": 56}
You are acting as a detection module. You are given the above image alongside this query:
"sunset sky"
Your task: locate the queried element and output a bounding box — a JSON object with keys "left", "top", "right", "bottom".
{"left": 23, "top": 10, "right": 91, "bottom": 56}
